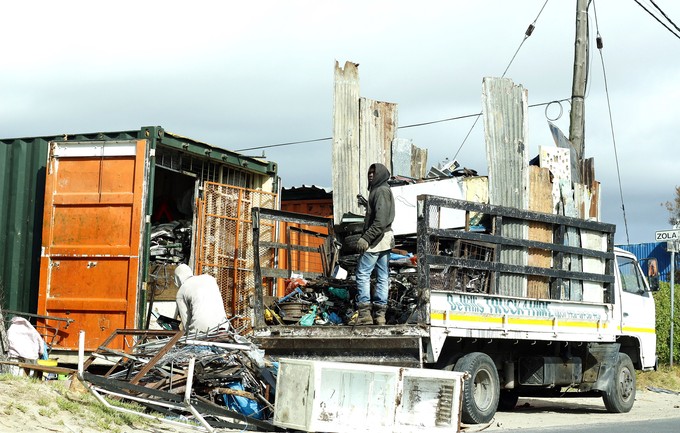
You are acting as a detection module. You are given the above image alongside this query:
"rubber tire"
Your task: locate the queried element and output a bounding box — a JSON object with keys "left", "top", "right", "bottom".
{"left": 340, "top": 233, "right": 363, "bottom": 254}
{"left": 497, "top": 389, "right": 519, "bottom": 411}
{"left": 454, "top": 352, "right": 500, "bottom": 424}
{"left": 602, "top": 352, "right": 636, "bottom": 413}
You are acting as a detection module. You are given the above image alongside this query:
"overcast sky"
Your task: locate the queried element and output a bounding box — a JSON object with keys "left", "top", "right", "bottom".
{"left": 2, "top": 0, "right": 678, "bottom": 245}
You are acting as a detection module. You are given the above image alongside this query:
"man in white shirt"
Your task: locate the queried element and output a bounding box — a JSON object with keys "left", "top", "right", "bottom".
{"left": 174, "top": 264, "right": 229, "bottom": 334}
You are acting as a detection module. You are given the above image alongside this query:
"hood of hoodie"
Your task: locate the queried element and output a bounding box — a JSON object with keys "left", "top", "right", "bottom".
{"left": 174, "top": 263, "right": 194, "bottom": 288}
{"left": 368, "top": 163, "right": 391, "bottom": 190}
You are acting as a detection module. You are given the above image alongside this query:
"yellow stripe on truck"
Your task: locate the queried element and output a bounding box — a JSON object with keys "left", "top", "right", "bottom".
{"left": 431, "top": 312, "right": 611, "bottom": 329}
{"left": 620, "top": 326, "right": 656, "bottom": 334}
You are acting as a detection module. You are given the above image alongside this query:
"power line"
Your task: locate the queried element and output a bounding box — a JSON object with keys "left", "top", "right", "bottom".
{"left": 650, "top": 0, "right": 680, "bottom": 33}
{"left": 235, "top": 98, "right": 569, "bottom": 153}
{"left": 633, "top": 0, "right": 680, "bottom": 39}
{"left": 240, "top": 1, "right": 555, "bottom": 155}
{"left": 593, "top": 0, "right": 630, "bottom": 243}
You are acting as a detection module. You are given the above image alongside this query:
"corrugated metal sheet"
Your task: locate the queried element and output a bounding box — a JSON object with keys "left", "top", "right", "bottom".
{"left": 359, "top": 97, "right": 396, "bottom": 193}
{"left": 392, "top": 138, "right": 413, "bottom": 178}
{"left": 482, "top": 77, "right": 529, "bottom": 297}
{"left": 331, "top": 62, "right": 397, "bottom": 224}
{"left": 332, "top": 61, "right": 361, "bottom": 224}
{"left": 0, "top": 137, "right": 48, "bottom": 312}
{"left": 617, "top": 242, "right": 677, "bottom": 282}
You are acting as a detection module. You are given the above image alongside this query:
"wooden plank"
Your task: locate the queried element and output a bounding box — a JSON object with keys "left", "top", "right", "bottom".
{"left": 411, "top": 144, "right": 428, "bottom": 179}
{"left": 527, "top": 166, "right": 552, "bottom": 299}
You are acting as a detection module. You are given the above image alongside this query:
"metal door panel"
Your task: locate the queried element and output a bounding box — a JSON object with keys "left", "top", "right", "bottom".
{"left": 38, "top": 139, "right": 147, "bottom": 350}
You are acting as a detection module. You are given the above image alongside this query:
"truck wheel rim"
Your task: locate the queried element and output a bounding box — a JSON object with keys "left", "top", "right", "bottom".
{"left": 619, "top": 367, "right": 634, "bottom": 401}
{"left": 474, "top": 368, "right": 494, "bottom": 410}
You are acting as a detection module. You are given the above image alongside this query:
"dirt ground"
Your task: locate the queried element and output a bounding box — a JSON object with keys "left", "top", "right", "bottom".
{"left": 0, "top": 375, "right": 211, "bottom": 433}
{"left": 483, "top": 388, "right": 680, "bottom": 431}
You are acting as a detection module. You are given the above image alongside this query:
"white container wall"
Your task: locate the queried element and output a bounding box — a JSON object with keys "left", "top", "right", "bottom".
{"left": 274, "top": 359, "right": 463, "bottom": 432}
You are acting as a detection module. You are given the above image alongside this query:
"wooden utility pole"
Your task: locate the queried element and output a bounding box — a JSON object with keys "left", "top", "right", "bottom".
{"left": 569, "top": 0, "right": 589, "bottom": 175}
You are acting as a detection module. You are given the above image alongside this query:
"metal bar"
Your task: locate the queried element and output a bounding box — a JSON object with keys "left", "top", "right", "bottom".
{"left": 253, "top": 207, "right": 333, "bottom": 226}
{"left": 129, "top": 331, "right": 184, "bottom": 385}
{"left": 425, "top": 254, "right": 614, "bottom": 284}
{"left": 1, "top": 309, "right": 74, "bottom": 325}
{"left": 428, "top": 227, "right": 613, "bottom": 260}
{"left": 419, "top": 195, "right": 615, "bottom": 233}
{"left": 252, "top": 208, "right": 266, "bottom": 329}
{"left": 260, "top": 241, "right": 326, "bottom": 254}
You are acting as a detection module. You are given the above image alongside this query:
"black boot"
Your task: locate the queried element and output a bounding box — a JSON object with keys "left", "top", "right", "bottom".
{"left": 373, "top": 303, "right": 387, "bottom": 325}
{"left": 350, "top": 303, "right": 373, "bottom": 325}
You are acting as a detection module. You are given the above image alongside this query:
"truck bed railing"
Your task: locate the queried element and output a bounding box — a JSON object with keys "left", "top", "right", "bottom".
{"left": 251, "top": 207, "right": 336, "bottom": 329}
{"left": 416, "top": 195, "right": 616, "bottom": 304}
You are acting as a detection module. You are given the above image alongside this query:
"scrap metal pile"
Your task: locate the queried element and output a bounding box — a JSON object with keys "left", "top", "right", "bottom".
{"left": 79, "top": 328, "right": 284, "bottom": 432}
{"left": 264, "top": 253, "right": 420, "bottom": 326}
{"left": 150, "top": 220, "right": 192, "bottom": 263}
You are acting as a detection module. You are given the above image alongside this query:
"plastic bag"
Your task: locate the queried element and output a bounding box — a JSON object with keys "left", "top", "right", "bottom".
{"left": 221, "top": 382, "right": 263, "bottom": 419}
{"left": 299, "top": 305, "right": 317, "bottom": 326}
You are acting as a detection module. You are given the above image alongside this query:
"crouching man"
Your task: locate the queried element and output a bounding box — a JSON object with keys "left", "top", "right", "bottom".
{"left": 174, "top": 264, "right": 229, "bottom": 334}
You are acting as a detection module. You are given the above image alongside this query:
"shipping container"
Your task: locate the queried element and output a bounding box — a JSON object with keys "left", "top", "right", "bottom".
{"left": 616, "top": 242, "right": 676, "bottom": 282}
{"left": 0, "top": 136, "right": 48, "bottom": 312}
{"left": 1, "top": 126, "right": 278, "bottom": 354}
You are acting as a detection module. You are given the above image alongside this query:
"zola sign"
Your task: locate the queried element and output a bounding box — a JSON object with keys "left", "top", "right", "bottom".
{"left": 655, "top": 229, "right": 680, "bottom": 241}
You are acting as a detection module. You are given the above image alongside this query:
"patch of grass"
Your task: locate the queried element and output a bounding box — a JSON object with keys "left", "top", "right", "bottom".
{"left": 637, "top": 365, "right": 680, "bottom": 391}
{"left": 38, "top": 407, "right": 53, "bottom": 417}
{"left": 87, "top": 396, "right": 153, "bottom": 430}
{"left": 14, "top": 402, "right": 29, "bottom": 413}
{"left": 55, "top": 395, "right": 82, "bottom": 414}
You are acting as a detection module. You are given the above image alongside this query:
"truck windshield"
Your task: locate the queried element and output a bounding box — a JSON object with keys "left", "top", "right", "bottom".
{"left": 616, "top": 256, "right": 646, "bottom": 294}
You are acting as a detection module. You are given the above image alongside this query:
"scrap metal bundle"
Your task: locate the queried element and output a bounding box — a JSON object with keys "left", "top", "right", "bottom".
{"left": 79, "top": 328, "right": 283, "bottom": 432}
{"left": 150, "top": 220, "right": 192, "bottom": 263}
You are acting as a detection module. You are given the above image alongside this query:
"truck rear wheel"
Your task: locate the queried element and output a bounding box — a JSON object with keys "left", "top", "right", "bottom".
{"left": 602, "top": 352, "right": 635, "bottom": 413}
{"left": 454, "top": 352, "right": 500, "bottom": 424}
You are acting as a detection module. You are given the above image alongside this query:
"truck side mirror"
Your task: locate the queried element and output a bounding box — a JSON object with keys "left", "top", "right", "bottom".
{"left": 647, "top": 258, "right": 660, "bottom": 292}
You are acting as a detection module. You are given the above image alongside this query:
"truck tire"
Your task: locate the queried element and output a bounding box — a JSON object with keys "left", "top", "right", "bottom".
{"left": 602, "top": 352, "right": 636, "bottom": 413}
{"left": 454, "top": 352, "right": 500, "bottom": 424}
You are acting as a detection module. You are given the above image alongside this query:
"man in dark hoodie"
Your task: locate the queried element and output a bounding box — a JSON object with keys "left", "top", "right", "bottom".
{"left": 354, "top": 163, "right": 395, "bottom": 325}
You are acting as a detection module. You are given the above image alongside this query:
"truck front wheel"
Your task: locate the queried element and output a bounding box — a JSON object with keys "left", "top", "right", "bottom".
{"left": 453, "top": 352, "right": 500, "bottom": 424}
{"left": 602, "top": 352, "right": 636, "bottom": 413}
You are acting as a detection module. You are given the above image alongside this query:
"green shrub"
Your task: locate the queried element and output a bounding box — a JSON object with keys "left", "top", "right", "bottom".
{"left": 654, "top": 281, "right": 680, "bottom": 365}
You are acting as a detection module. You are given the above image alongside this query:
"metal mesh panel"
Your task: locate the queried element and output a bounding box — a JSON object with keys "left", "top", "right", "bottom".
{"left": 197, "top": 182, "right": 277, "bottom": 334}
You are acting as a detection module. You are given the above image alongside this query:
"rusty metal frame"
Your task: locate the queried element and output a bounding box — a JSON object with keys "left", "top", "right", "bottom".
{"left": 82, "top": 329, "right": 182, "bottom": 382}
{"left": 2, "top": 309, "right": 74, "bottom": 351}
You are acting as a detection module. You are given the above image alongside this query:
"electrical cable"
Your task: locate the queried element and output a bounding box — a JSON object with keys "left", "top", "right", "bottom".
{"left": 235, "top": 97, "right": 569, "bottom": 153}
{"left": 649, "top": 0, "right": 680, "bottom": 33}
{"left": 633, "top": 0, "right": 680, "bottom": 39}
{"left": 593, "top": 0, "right": 631, "bottom": 243}
{"left": 239, "top": 1, "right": 555, "bottom": 155}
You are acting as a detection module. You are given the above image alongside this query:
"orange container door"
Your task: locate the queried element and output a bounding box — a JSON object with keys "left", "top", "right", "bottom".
{"left": 37, "top": 140, "right": 148, "bottom": 351}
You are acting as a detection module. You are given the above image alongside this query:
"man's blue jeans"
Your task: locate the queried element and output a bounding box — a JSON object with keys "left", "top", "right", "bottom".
{"left": 355, "top": 250, "right": 390, "bottom": 305}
